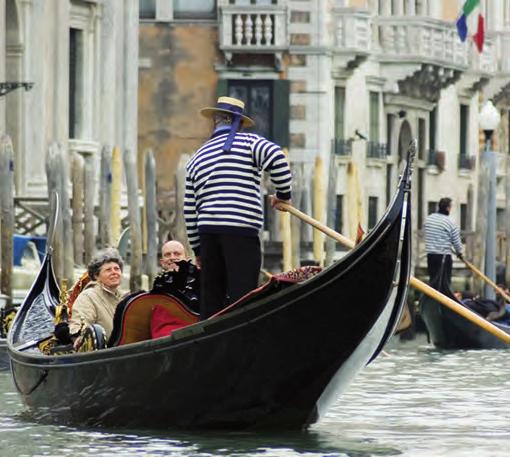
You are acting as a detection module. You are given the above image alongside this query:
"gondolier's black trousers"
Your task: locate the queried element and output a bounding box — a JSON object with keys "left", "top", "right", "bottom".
{"left": 199, "top": 233, "right": 261, "bottom": 320}
{"left": 427, "top": 253, "right": 452, "bottom": 285}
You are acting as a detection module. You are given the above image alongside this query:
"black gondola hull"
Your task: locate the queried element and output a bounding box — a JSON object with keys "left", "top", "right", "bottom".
{"left": 8, "top": 159, "right": 413, "bottom": 430}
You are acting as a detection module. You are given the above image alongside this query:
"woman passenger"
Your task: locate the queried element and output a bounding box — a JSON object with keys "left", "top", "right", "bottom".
{"left": 69, "top": 248, "right": 125, "bottom": 340}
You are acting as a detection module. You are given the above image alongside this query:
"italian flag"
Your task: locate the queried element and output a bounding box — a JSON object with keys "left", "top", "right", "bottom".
{"left": 456, "top": 0, "right": 485, "bottom": 53}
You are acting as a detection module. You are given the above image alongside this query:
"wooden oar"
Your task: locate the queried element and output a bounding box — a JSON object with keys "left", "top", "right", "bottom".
{"left": 455, "top": 253, "right": 510, "bottom": 303}
{"left": 279, "top": 203, "right": 510, "bottom": 345}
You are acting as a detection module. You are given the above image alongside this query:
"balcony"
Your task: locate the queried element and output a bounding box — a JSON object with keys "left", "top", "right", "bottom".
{"left": 486, "top": 31, "right": 510, "bottom": 103}
{"left": 218, "top": 0, "right": 288, "bottom": 66}
{"left": 458, "top": 154, "right": 475, "bottom": 171}
{"left": 427, "top": 149, "right": 445, "bottom": 170}
{"left": 375, "top": 16, "right": 466, "bottom": 101}
{"left": 366, "top": 142, "right": 387, "bottom": 160}
{"left": 332, "top": 139, "right": 352, "bottom": 157}
{"left": 331, "top": 7, "right": 371, "bottom": 72}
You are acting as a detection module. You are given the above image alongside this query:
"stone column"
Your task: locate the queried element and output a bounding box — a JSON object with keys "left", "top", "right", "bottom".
{"left": 122, "top": 0, "right": 138, "bottom": 155}
{"left": 406, "top": 0, "right": 416, "bottom": 15}
{"left": 99, "top": 0, "right": 116, "bottom": 144}
{"left": 0, "top": 1, "right": 5, "bottom": 133}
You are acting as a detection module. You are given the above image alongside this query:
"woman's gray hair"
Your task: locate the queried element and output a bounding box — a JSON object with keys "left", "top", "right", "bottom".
{"left": 87, "top": 248, "right": 124, "bottom": 280}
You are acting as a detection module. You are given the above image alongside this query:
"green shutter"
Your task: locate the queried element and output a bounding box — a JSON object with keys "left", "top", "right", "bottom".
{"left": 272, "top": 80, "right": 289, "bottom": 147}
{"left": 217, "top": 79, "right": 228, "bottom": 97}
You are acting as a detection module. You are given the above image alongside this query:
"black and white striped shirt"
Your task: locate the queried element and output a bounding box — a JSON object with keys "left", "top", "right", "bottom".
{"left": 185, "top": 129, "right": 292, "bottom": 255}
{"left": 423, "top": 212, "right": 463, "bottom": 255}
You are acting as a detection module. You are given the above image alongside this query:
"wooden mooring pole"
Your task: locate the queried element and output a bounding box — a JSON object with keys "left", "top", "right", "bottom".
{"left": 144, "top": 149, "right": 158, "bottom": 285}
{"left": 99, "top": 145, "right": 113, "bottom": 248}
{"left": 71, "top": 151, "right": 85, "bottom": 265}
{"left": 58, "top": 144, "right": 74, "bottom": 284}
{"left": 0, "top": 135, "right": 15, "bottom": 300}
{"left": 111, "top": 146, "right": 122, "bottom": 247}
{"left": 83, "top": 154, "right": 96, "bottom": 264}
{"left": 123, "top": 148, "right": 143, "bottom": 291}
{"left": 46, "top": 143, "right": 63, "bottom": 279}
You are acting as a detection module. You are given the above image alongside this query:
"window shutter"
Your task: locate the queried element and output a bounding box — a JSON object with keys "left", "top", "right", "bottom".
{"left": 216, "top": 79, "right": 228, "bottom": 97}
{"left": 272, "top": 80, "right": 289, "bottom": 148}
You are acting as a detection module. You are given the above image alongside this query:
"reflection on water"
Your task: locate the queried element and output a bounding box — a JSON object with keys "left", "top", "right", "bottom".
{"left": 1, "top": 337, "right": 509, "bottom": 457}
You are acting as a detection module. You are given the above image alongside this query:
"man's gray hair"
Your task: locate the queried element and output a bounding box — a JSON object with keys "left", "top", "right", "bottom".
{"left": 213, "top": 112, "right": 233, "bottom": 126}
{"left": 87, "top": 248, "right": 124, "bottom": 280}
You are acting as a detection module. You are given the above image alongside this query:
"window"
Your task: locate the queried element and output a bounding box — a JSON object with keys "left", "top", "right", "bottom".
{"left": 218, "top": 78, "right": 289, "bottom": 147}
{"left": 174, "top": 0, "right": 216, "bottom": 19}
{"left": 460, "top": 203, "right": 468, "bottom": 231}
{"left": 334, "top": 87, "right": 346, "bottom": 154}
{"left": 386, "top": 113, "right": 395, "bottom": 156}
{"left": 369, "top": 91, "right": 380, "bottom": 143}
{"left": 497, "top": 208, "right": 505, "bottom": 232}
{"left": 368, "top": 196, "right": 378, "bottom": 229}
{"left": 334, "top": 87, "right": 345, "bottom": 141}
{"left": 229, "top": 80, "right": 272, "bottom": 139}
{"left": 460, "top": 104, "right": 469, "bottom": 157}
{"left": 139, "top": 0, "right": 156, "bottom": 19}
{"left": 335, "top": 195, "right": 343, "bottom": 233}
{"left": 69, "top": 28, "right": 84, "bottom": 139}
{"left": 427, "top": 201, "right": 437, "bottom": 215}
{"left": 429, "top": 108, "right": 437, "bottom": 151}
{"left": 418, "top": 118, "right": 426, "bottom": 160}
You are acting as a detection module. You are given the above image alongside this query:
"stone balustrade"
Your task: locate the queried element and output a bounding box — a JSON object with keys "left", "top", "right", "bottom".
{"left": 492, "top": 30, "right": 510, "bottom": 73}
{"left": 219, "top": 1, "right": 288, "bottom": 59}
{"left": 375, "top": 16, "right": 468, "bottom": 68}
{"left": 333, "top": 8, "right": 371, "bottom": 53}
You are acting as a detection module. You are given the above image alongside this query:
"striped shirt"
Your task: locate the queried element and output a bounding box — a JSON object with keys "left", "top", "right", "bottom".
{"left": 423, "top": 212, "right": 463, "bottom": 255}
{"left": 185, "top": 129, "right": 292, "bottom": 255}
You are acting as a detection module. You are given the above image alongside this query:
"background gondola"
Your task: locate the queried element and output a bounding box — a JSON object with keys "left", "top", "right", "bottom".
{"left": 420, "top": 266, "right": 510, "bottom": 350}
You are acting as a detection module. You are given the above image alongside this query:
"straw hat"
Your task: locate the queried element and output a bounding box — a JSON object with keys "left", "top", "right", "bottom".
{"left": 200, "top": 96, "right": 255, "bottom": 128}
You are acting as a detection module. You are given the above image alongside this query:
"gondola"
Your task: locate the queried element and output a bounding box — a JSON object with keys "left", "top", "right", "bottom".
{"left": 420, "top": 266, "right": 510, "bottom": 350}
{"left": 7, "top": 149, "right": 414, "bottom": 430}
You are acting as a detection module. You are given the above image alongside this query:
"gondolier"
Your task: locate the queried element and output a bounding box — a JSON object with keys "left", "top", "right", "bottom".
{"left": 185, "top": 96, "right": 292, "bottom": 319}
{"left": 423, "top": 197, "right": 463, "bottom": 284}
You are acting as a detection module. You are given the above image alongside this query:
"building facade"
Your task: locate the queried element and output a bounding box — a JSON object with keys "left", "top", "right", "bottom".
{"left": 0, "top": 0, "right": 139, "bottom": 197}
{"left": 139, "top": 0, "right": 510, "bottom": 270}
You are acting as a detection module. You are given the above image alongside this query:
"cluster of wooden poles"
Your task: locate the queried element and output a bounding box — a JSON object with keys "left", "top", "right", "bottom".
{"left": 45, "top": 143, "right": 160, "bottom": 292}
{"left": 0, "top": 136, "right": 160, "bottom": 299}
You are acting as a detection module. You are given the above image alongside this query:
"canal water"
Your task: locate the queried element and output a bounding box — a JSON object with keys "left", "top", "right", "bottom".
{"left": 1, "top": 336, "right": 508, "bottom": 457}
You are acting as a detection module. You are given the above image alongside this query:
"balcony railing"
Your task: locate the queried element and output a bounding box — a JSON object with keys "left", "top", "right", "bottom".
{"left": 366, "top": 142, "right": 387, "bottom": 159}
{"left": 332, "top": 139, "right": 352, "bottom": 157}
{"left": 468, "top": 36, "right": 496, "bottom": 74}
{"left": 458, "top": 154, "right": 475, "bottom": 170}
{"left": 333, "top": 8, "right": 371, "bottom": 53}
{"left": 492, "top": 30, "right": 510, "bottom": 73}
{"left": 375, "top": 16, "right": 468, "bottom": 68}
{"left": 427, "top": 149, "right": 445, "bottom": 170}
{"left": 218, "top": 0, "right": 288, "bottom": 57}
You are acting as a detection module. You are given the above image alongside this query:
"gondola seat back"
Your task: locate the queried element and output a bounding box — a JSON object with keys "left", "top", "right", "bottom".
{"left": 108, "top": 293, "right": 198, "bottom": 347}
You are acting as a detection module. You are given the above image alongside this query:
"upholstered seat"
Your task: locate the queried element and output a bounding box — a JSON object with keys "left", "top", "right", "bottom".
{"left": 108, "top": 292, "right": 199, "bottom": 347}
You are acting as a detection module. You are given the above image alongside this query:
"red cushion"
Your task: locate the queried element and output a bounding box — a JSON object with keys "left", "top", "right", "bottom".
{"left": 150, "top": 304, "right": 190, "bottom": 339}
